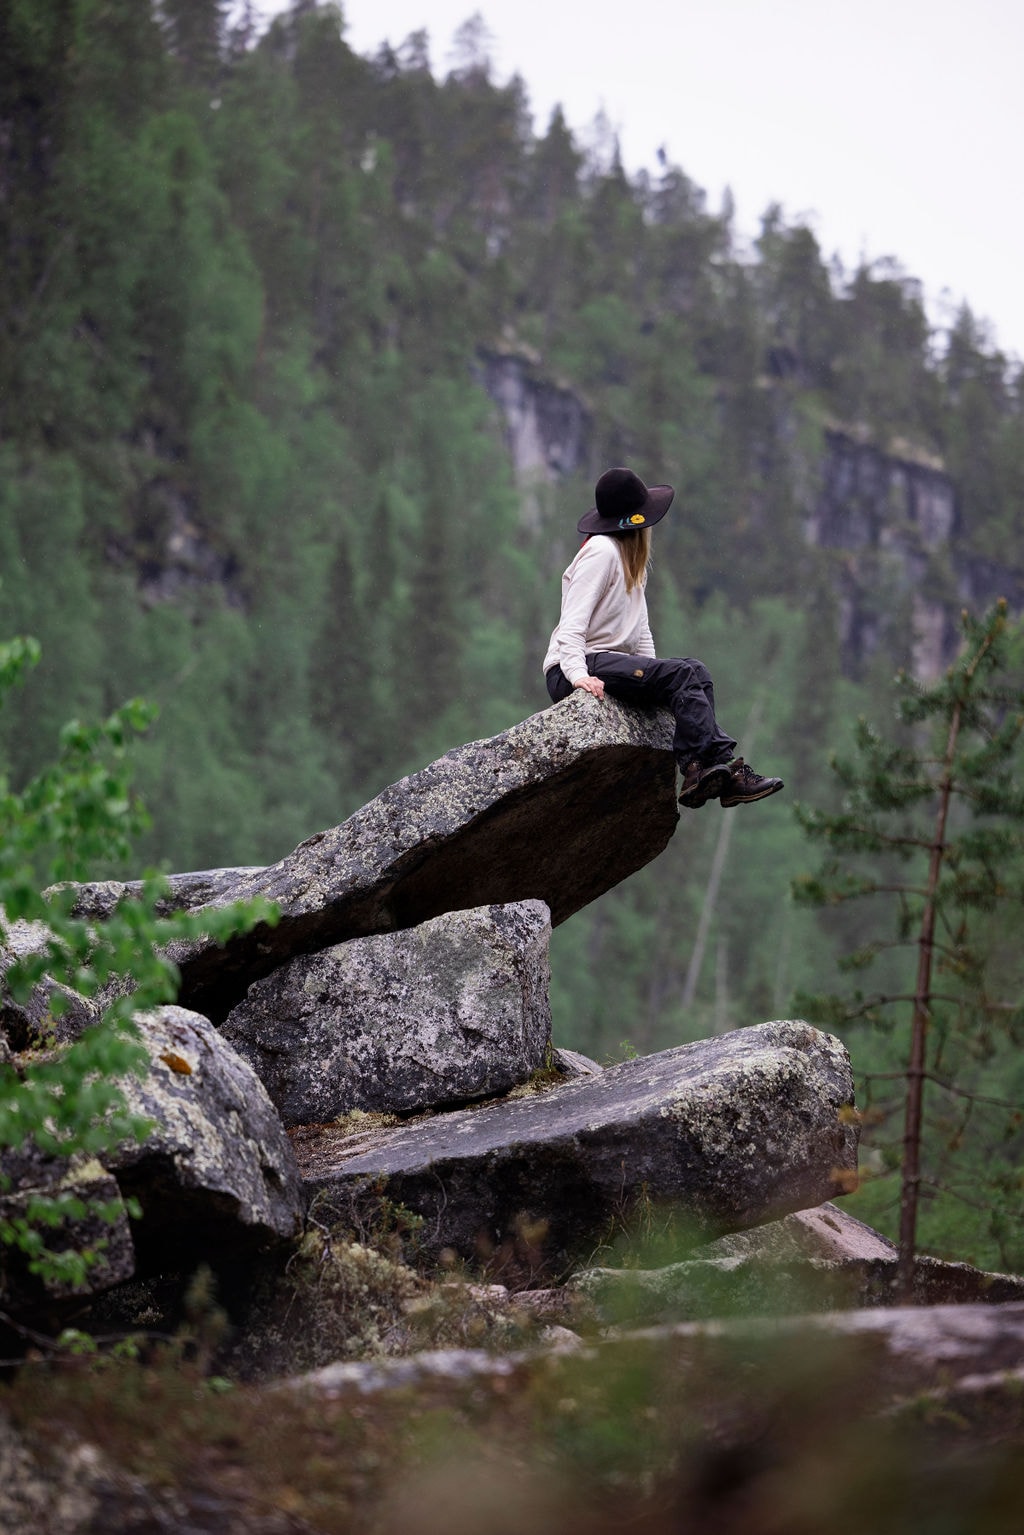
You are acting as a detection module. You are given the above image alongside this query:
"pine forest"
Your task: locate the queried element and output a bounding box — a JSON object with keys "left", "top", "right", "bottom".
{"left": 3, "top": 0, "right": 1024, "bottom": 1271}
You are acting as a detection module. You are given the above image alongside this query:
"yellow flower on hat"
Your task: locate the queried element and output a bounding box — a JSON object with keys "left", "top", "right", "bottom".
{"left": 629, "top": 513, "right": 646, "bottom": 524}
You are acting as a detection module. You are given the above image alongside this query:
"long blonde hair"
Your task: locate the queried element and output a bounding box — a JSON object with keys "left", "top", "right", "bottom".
{"left": 613, "top": 528, "right": 651, "bottom": 593}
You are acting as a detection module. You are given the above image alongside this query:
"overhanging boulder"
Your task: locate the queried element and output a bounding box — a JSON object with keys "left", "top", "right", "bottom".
{"left": 292, "top": 1020, "right": 858, "bottom": 1281}
{"left": 171, "top": 691, "right": 678, "bottom": 1022}
{"left": 221, "top": 902, "right": 553, "bottom": 1123}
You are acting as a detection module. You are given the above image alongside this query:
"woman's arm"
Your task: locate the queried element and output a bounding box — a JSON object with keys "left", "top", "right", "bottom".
{"left": 556, "top": 540, "right": 615, "bottom": 685}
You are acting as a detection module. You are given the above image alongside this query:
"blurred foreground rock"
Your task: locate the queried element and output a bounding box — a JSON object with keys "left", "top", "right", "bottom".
{"left": 5, "top": 1291, "right": 1024, "bottom": 1535}
{"left": 284, "top": 1299, "right": 1024, "bottom": 1411}
{"left": 575, "top": 1202, "right": 1024, "bottom": 1322}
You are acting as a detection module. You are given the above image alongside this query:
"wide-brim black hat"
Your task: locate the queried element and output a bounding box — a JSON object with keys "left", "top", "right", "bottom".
{"left": 577, "top": 467, "right": 675, "bottom": 535}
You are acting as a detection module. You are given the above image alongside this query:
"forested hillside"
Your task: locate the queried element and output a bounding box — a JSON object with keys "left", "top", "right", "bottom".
{"left": 3, "top": 1, "right": 1023, "bottom": 1263}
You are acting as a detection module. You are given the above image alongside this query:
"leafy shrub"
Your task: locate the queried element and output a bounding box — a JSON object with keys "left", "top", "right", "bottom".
{"left": 0, "top": 635, "right": 276, "bottom": 1291}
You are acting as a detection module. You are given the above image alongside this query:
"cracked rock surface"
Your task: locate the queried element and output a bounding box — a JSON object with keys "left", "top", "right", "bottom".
{"left": 222, "top": 902, "right": 553, "bottom": 1123}
{"left": 112, "top": 1006, "right": 304, "bottom": 1268}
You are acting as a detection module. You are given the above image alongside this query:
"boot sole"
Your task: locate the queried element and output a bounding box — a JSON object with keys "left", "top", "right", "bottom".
{"left": 720, "top": 780, "right": 785, "bottom": 808}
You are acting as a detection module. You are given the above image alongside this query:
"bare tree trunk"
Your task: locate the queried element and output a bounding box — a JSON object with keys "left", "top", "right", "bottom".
{"left": 681, "top": 806, "right": 737, "bottom": 1010}
{"left": 895, "top": 620, "right": 999, "bottom": 1298}
{"left": 897, "top": 757, "right": 952, "bottom": 1300}
{"left": 714, "top": 931, "right": 730, "bottom": 1034}
{"left": 681, "top": 698, "right": 763, "bottom": 1011}
{"left": 772, "top": 897, "right": 793, "bottom": 1015}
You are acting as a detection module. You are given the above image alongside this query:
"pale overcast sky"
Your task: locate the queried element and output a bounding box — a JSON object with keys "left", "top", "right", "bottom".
{"left": 251, "top": 1, "right": 1024, "bottom": 362}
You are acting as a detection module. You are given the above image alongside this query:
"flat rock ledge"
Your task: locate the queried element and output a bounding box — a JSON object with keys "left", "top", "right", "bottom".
{"left": 169, "top": 690, "right": 678, "bottom": 1022}
{"left": 293, "top": 1020, "right": 857, "bottom": 1280}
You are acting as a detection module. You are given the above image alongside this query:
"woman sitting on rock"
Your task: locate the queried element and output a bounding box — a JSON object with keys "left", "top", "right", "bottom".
{"left": 543, "top": 467, "right": 784, "bottom": 809}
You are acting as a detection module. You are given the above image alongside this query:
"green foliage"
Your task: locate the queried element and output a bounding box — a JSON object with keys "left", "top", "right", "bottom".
{"left": 0, "top": 636, "right": 277, "bottom": 1286}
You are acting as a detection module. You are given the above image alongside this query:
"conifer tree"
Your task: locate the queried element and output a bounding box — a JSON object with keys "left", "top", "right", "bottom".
{"left": 793, "top": 601, "right": 1024, "bottom": 1292}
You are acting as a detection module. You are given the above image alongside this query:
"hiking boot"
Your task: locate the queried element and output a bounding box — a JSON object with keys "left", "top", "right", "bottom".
{"left": 719, "top": 758, "right": 784, "bottom": 808}
{"left": 678, "top": 758, "right": 733, "bottom": 809}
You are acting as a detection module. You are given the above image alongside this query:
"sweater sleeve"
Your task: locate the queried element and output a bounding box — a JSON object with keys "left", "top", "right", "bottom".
{"left": 636, "top": 608, "right": 656, "bottom": 658}
{"left": 556, "top": 541, "right": 614, "bottom": 684}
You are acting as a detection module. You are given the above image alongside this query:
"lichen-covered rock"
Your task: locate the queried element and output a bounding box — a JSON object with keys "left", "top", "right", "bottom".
{"left": 110, "top": 1006, "right": 303, "bottom": 1267}
{"left": 0, "top": 923, "right": 98, "bottom": 1049}
{"left": 293, "top": 1020, "right": 858, "bottom": 1280}
{"left": 0, "top": 974, "right": 98, "bottom": 1051}
{"left": 170, "top": 690, "right": 678, "bottom": 1022}
{"left": 221, "top": 902, "right": 552, "bottom": 1124}
{"left": 50, "top": 867, "right": 265, "bottom": 922}
{"left": 0, "top": 1148, "right": 136, "bottom": 1305}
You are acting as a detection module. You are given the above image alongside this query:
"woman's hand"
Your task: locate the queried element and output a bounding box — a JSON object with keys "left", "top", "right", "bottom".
{"left": 575, "top": 675, "right": 605, "bottom": 700}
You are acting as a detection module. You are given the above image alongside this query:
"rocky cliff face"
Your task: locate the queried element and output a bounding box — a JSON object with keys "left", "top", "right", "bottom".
{"left": 806, "top": 430, "right": 960, "bottom": 678}
{"left": 807, "top": 430, "right": 1024, "bottom": 678}
{"left": 104, "top": 427, "right": 245, "bottom": 611}
{"left": 475, "top": 349, "right": 591, "bottom": 526}
{"left": 480, "top": 360, "right": 1022, "bottom": 680}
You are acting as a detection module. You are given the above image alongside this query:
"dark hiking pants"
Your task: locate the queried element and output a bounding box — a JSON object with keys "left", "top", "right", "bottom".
{"left": 545, "top": 651, "right": 737, "bottom": 771}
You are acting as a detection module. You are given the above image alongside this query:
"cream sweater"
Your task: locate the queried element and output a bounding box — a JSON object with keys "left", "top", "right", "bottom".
{"left": 542, "top": 536, "right": 655, "bottom": 685}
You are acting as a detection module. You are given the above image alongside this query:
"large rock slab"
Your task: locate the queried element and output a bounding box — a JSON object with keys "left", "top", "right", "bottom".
{"left": 293, "top": 1020, "right": 858, "bottom": 1280}
{"left": 221, "top": 902, "right": 553, "bottom": 1123}
{"left": 170, "top": 691, "right": 678, "bottom": 1022}
{"left": 110, "top": 1005, "right": 304, "bottom": 1267}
